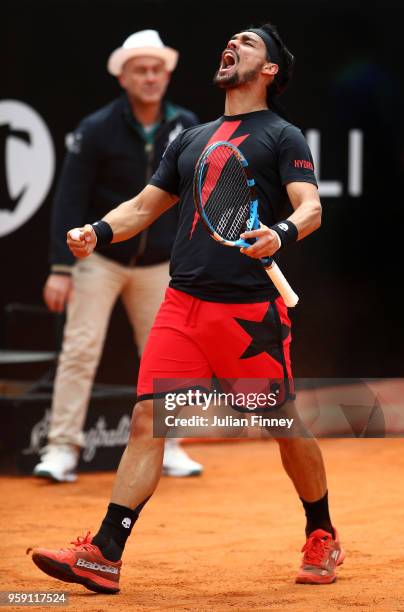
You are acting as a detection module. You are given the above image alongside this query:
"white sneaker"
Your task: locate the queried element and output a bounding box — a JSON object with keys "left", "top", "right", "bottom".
{"left": 33, "top": 444, "right": 79, "bottom": 482}
{"left": 163, "top": 441, "right": 203, "bottom": 477}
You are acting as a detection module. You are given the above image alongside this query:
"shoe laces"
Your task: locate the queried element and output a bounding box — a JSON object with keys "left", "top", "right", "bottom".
{"left": 301, "top": 532, "right": 332, "bottom": 566}
{"left": 61, "top": 532, "right": 94, "bottom": 552}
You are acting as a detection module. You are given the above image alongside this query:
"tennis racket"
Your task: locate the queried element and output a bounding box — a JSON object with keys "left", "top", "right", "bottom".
{"left": 193, "top": 140, "right": 299, "bottom": 307}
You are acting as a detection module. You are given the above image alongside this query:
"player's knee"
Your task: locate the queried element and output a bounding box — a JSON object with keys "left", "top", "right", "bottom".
{"left": 129, "top": 399, "right": 154, "bottom": 438}
{"left": 270, "top": 401, "right": 311, "bottom": 441}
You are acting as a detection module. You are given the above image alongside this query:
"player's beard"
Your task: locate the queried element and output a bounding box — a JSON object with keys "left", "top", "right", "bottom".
{"left": 213, "top": 63, "right": 263, "bottom": 89}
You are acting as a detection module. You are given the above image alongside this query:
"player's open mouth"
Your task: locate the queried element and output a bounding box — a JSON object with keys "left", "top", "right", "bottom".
{"left": 219, "top": 49, "right": 238, "bottom": 74}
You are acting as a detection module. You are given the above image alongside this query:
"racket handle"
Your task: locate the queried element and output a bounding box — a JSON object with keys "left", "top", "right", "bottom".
{"left": 263, "top": 260, "right": 299, "bottom": 307}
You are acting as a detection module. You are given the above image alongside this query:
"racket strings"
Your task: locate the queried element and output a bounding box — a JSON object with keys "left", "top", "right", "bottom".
{"left": 202, "top": 149, "right": 251, "bottom": 241}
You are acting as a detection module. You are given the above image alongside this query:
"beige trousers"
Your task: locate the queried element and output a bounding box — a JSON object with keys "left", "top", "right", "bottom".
{"left": 48, "top": 252, "right": 170, "bottom": 447}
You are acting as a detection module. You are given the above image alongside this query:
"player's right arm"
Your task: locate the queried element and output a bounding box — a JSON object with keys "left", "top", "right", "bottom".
{"left": 68, "top": 130, "right": 183, "bottom": 258}
{"left": 67, "top": 185, "right": 178, "bottom": 259}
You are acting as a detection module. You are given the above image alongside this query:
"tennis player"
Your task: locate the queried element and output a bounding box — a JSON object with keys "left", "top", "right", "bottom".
{"left": 30, "top": 23, "right": 344, "bottom": 592}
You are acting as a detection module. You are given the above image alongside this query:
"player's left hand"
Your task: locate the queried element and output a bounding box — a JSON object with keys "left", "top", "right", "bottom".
{"left": 240, "top": 224, "right": 281, "bottom": 259}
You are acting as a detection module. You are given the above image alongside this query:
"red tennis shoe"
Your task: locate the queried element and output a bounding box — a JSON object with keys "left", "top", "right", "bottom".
{"left": 28, "top": 532, "right": 121, "bottom": 594}
{"left": 295, "top": 528, "right": 345, "bottom": 584}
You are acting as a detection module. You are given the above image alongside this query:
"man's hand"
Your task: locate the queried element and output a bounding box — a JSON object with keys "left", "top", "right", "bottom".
{"left": 239, "top": 223, "right": 281, "bottom": 259}
{"left": 43, "top": 274, "right": 74, "bottom": 313}
{"left": 66, "top": 224, "right": 97, "bottom": 258}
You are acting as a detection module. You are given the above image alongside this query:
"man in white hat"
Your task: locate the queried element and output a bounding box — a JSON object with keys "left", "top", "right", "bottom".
{"left": 33, "top": 30, "right": 202, "bottom": 482}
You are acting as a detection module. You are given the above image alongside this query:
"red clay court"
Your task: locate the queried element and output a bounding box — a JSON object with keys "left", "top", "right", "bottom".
{"left": 2, "top": 438, "right": 404, "bottom": 611}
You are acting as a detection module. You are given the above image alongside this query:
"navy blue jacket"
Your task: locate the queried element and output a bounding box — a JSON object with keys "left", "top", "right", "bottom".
{"left": 50, "top": 95, "right": 198, "bottom": 267}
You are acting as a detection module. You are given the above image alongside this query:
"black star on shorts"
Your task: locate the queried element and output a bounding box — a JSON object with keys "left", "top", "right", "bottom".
{"left": 234, "top": 304, "right": 290, "bottom": 362}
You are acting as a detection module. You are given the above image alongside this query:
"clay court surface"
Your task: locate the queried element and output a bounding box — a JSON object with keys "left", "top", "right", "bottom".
{"left": 2, "top": 438, "right": 404, "bottom": 611}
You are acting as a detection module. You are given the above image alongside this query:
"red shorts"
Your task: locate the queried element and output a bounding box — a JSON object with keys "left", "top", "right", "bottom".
{"left": 137, "top": 288, "right": 294, "bottom": 406}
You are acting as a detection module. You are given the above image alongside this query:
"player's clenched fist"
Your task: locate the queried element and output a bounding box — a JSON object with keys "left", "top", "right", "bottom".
{"left": 66, "top": 224, "right": 97, "bottom": 258}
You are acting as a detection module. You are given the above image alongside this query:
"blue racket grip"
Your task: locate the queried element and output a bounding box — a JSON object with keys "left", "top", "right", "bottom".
{"left": 235, "top": 239, "right": 273, "bottom": 267}
{"left": 234, "top": 238, "right": 251, "bottom": 249}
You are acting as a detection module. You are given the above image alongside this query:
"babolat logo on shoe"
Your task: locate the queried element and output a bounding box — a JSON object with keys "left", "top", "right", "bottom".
{"left": 76, "top": 558, "right": 119, "bottom": 574}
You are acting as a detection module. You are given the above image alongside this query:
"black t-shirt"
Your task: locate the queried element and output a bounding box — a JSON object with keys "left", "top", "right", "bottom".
{"left": 150, "top": 110, "right": 317, "bottom": 303}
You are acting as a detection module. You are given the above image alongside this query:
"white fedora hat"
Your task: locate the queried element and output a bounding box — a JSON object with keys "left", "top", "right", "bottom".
{"left": 107, "top": 29, "right": 179, "bottom": 76}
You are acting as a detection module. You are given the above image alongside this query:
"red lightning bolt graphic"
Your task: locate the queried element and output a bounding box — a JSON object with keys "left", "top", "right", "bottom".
{"left": 189, "top": 121, "right": 250, "bottom": 238}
